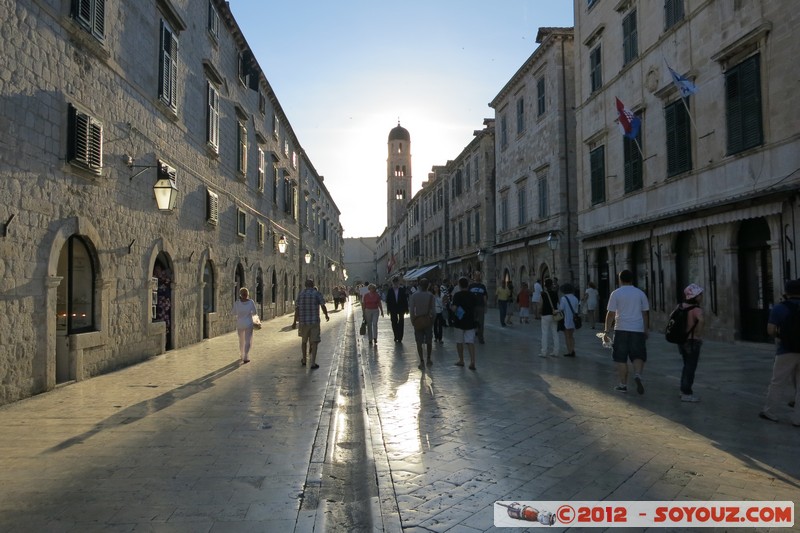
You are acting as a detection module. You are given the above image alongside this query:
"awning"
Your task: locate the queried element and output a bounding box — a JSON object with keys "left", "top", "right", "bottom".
{"left": 404, "top": 264, "right": 438, "bottom": 281}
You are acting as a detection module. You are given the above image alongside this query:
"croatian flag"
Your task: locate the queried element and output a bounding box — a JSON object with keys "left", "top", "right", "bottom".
{"left": 615, "top": 97, "right": 641, "bottom": 139}
{"left": 387, "top": 254, "right": 396, "bottom": 274}
{"left": 668, "top": 66, "right": 697, "bottom": 98}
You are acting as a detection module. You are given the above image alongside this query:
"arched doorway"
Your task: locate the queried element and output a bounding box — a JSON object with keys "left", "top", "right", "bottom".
{"left": 738, "top": 218, "right": 773, "bottom": 342}
{"left": 631, "top": 240, "right": 648, "bottom": 294}
{"left": 234, "top": 263, "right": 245, "bottom": 305}
{"left": 55, "top": 235, "right": 97, "bottom": 383}
{"left": 153, "top": 253, "right": 174, "bottom": 351}
{"left": 202, "top": 260, "right": 215, "bottom": 339}
{"left": 675, "top": 231, "right": 693, "bottom": 304}
{"left": 596, "top": 248, "right": 611, "bottom": 317}
{"left": 255, "top": 268, "right": 264, "bottom": 318}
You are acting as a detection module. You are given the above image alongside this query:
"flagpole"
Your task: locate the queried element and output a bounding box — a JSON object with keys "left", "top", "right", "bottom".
{"left": 634, "top": 138, "right": 645, "bottom": 160}
{"left": 663, "top": 56, "right": 700, "bottom": 135}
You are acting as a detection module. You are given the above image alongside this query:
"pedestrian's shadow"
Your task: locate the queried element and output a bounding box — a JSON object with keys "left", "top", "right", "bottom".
{"left": 41, "top": 361, "right": 241, "bottom": 454}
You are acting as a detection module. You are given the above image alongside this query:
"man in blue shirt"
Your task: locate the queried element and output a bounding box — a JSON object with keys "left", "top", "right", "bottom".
{"left": 760, "top": 279, "right": 800, "bottom": 425}
{"left": 292, "top": 279, "right": 329, "bottom": 370}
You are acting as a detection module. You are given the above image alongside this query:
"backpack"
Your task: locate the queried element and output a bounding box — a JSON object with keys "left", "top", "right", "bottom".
{"left": 664, "top": 304, "right": 698, "bottom": 344}
{"left": 777, "top": 301, "right": 800, "bottom": 352}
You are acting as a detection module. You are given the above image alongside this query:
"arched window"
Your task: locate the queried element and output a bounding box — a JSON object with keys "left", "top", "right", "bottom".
{"left": 57, "top": 236, "right": 96, "bottom": 333}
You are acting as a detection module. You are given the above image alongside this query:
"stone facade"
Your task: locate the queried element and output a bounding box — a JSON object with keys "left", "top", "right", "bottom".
{"left": 574, "top": 0, "right": 800, "bottom": 341}
{"left": 489, "top": 27, "right": 576, "bottom": 294}
{"left": 0, "top": 0, "right": 343, "bottom": 404}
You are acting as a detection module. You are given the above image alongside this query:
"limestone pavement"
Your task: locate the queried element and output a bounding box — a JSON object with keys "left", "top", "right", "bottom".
{"left": 0, "top": 299, "right": 798, "bottom": 532}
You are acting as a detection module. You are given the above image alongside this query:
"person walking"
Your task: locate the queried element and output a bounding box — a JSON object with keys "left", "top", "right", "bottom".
{"left": 451, "top": 276, "right": 478, "bottom": 370}
{"left": 759, "top": 279, "right": 800, "bottom": 426}
{"left": 539, "top": 278, "right": 560, "bottom": 358}
{"left": 233, "top": 287, "right": 258, "bottom": 364}
{"left": 468, "top": 271, "right": 489, "bottom": 343}
{"left": 409, "top": 278, "right": 436, "bottom": 369}
{"left": 506, "top": 281, "right": 516, "bottom": 325}
{"left": 496, "top": 280, "right": 511, "bottom": 327}
{"left": 532, "top": 279, "right": 543, "bottom": 320}
{"left": 291, "top": 279, "right": 330, "bottom": 369}
{"left": 432, "top": 284, "right": 445, "bottom": 343}
{"left": 581, "top": 281, "right": 600, "bottom": 329}
{"left": 560, "top": 283, "right": 580, "bottom": 357}
{"left": 603, "top": 270, "right": 650, "bottom": 394}
{"left": 385, "top": 276, "right": 409, "bottom": 343}
{"left": 361, "top": 283, "right": 384, "bottom": 346}
{"left": 674, "top": 283, "right": 705, "bottom": 402}
{"left": 517, "top": 281, "right": 531, "bottom": 324}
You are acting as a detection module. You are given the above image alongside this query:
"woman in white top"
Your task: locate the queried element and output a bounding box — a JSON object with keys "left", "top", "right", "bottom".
{"left": 560, "top": 283, "right": 581, "bottom": 357}
{"left": 581, "top": 281, "right": 600, "bottom": 329}
{"left": 233, "top": 287, "right": 258, "bottom": 363}
{"left": 432, "top": 284, "right": 445, "bottom": 343}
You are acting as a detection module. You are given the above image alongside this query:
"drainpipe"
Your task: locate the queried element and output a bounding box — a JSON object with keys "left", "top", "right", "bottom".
{"left": 561, "top": 37, "right": 573, "bottom": 284}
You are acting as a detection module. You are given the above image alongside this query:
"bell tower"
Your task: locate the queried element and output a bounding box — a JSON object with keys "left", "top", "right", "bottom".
{"left": 387, "top": 121, "right": 412, "bottom": 229}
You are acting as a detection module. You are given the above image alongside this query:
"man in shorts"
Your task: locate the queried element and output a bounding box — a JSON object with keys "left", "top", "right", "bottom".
{"left": 602, "top": 270, "right": 650, "bottom": 394}
{"left": 292, "top": 278, "right": 330, "bottom": 370}
{"left": 451, "top": 276, "right": 478, "bottom": 370}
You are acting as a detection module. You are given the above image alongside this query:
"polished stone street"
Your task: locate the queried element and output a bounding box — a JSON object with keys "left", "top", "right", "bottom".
{"left": 0, "top": 299, "right": 798, "bottom": 532}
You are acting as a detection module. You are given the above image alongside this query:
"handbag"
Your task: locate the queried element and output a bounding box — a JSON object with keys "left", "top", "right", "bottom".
{"left": 359, "top": 318, "right": 367, "bottom": 335}
{"left": 565, "top": 297, "right": 582, "bottom": 329}
{"left": 252, "top": 315, "right": 262, "bottom": 330}
{"left": 412, "top": 294, "right": 434, "bottom": 330}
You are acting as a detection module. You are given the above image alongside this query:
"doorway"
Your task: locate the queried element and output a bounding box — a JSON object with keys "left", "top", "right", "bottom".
{"left": 737, "top": 218, "right": 772, "bottom": 342}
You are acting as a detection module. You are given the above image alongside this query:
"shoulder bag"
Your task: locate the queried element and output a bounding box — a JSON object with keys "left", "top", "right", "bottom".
{"left": 545, "top": 292, "right": 564, "bottom": 322}
{"left": 412, "top": 293, "right": 434, "bottom": 330}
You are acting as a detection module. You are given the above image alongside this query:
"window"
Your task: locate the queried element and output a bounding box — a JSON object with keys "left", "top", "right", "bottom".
{"left": 516, "top": 97, "right": 525, "bottom": 134}
{"left": 238, "top": 52, "right": 249, "bottom": 86}
{"left": 500, "top": 115, "right": 508, "bottom": 149}
{"left": 665, "top": 0, "right": 685, "bottom": 30}
{"left": 622, "top": 10, "right": 638, "bottom": 65}
{"left": 458, "top": 220, "right": 464, "bottom": 249}
{"left": 273, "top": 164, "right": 279, "bottom": 204}
{"left": 590, "top": 146, "right": 606, "bottom": 204}
{"left": 455, "top": 169, "right": 463, "bottom": 196}
{"left": 465, "top": 161, "right": 471, "bottom": 191}
{"left": 72, "top": 0, "right": 105, "bottom": 40}
{"left": 206, "top": 82, "right": 219, "bottom": 152}
{"left": 500, "top": 195, "right": 509, "bottom": 232}
{"left": 206, "top": 189, "right": 219, "bottom": 225}
{"left": 257, "top": 222, "right": 265, "bottom": 247}
{"left": 466, "top": 212, "right": 473, "bottom": 244}
{"left": 537, "top": 77, "right": 546, "bottom": 116}
{"left": 474, "top": 212, "right": 480, "bottom": 243}
{"left": 56, "top": 236, "right": 96, "bottom": 334}
{"left": 517, "top": 186, "right": 527, "bottom": 225}
{"left": 258, "top": 90, "right": 266, "bottom": 116}
{"left": 538, "top": 179, "right": 549, "bottom": 218}
{"left": 237, "top": 121, "right": 248, "bottom": 176}
{"left": 159, "top": 21, "right": 179, "bottom": 112}
{"left": 237, "top": 209, "right": 246, "bottom": 237}
{"left": 590, "top": 45, "right": 602, "bottom": 93}
{"left": 726, "top": 54, "right": 763, "bottom": 155}
{"left": 257, "top": 149, "right": 265, "bottom": 192}
{"left": 67, "top": 105, "right": 103, "bottom": 173}
{"left": 273, "top": 114, "right": 280, "bottom": 138}
{"left": 207, "top": 1, "right": 219, "bottom": 40}
{"left": 665, "top": 99, "right": 692, "bottom": 176}
{"left": 587, "top": 0, "right": 598, "bottom": 7}
{"left": 623, "top": 116, "right": 643, "bottom": 193}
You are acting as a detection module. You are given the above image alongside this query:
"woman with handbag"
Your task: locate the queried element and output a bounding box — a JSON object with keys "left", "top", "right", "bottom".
{"left": 233, "top": 287, "right": 258, "bottom": 364}
{"left": 409, "top": 278, "right": 435, "bottom": 369}
{"left": 539, "top": 278, "right": 561, "bottom": 358}
{"left": 559, "top": 283, "right": 581, "bottom": 357}
{"left": 362, "top": 284, "right": 384, "bottom": 346}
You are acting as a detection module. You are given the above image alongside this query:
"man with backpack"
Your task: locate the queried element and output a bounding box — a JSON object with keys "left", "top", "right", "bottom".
{"left": 665, "top": 284, "right": 705, "bottom": 402}
{"left": 759, "top": 279, "right": 800, "bottom": 426}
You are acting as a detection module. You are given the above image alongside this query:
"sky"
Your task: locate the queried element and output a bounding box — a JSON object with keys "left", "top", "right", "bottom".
{"left": 228, "top": 1, "right": 575, "bottom": 238}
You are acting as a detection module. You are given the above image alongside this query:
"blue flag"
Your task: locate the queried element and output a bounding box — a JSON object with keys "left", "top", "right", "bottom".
{"left": 668, "top": 66, "right": 697, "bottom": 98}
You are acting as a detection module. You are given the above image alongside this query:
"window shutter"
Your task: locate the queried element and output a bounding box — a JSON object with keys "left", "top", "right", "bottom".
{"left": 93, "top": 0, "right": 105, "bottom": 39}
{"left": 206, "top": 189, "right": 219, "bottom": 225}
{"left": 590, "top": 146, "right": 605, "bottom": 204}
{"left": 159, "top": 22, "right": 178, "bottom": 110}
{"left": 726, "top": 54, "right": 762, "bottom": 154}
{"left": 207, "top": 83, "right": 219, "bottom": 150}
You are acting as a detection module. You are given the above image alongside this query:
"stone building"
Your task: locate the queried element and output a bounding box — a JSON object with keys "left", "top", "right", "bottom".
{"left": 0, "top": 0, "right": 343, "bottom": 404}
{"left": 489, "top": 27, "right": 576, "bottom": 294}
{"left": 574, "top": 0, "right": 800, "bottom": 341}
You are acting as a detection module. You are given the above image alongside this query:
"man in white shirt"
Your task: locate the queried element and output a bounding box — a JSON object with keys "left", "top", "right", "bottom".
{"left": 603, "top": 270, "right": 650, "bottom": 394}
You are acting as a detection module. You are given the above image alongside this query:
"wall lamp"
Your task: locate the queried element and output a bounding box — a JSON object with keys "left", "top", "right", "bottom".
{"left": 127, "top": 157, "right": 178, "bottom": 211}
{"left": 329, "top": 262, "right": 336, "bottom": 272}
{"left": 277, "top": 235, "right": 288, "bottom": 254}
{"left": 304, "top": 250, "right": 312, "bottom": 264}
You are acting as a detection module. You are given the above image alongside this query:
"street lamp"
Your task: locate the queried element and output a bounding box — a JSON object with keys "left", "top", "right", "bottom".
{"left": 277, "top": 236, "right": 288, "bottom": 254}
{"left": 547, "top": 232, "right": 559, "bottom": 279}
{"left": 304, "top": 251, "right": 312, "bottom": 264}
{"left": 329, "top": 262, "right": 336, "bottom": 272}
